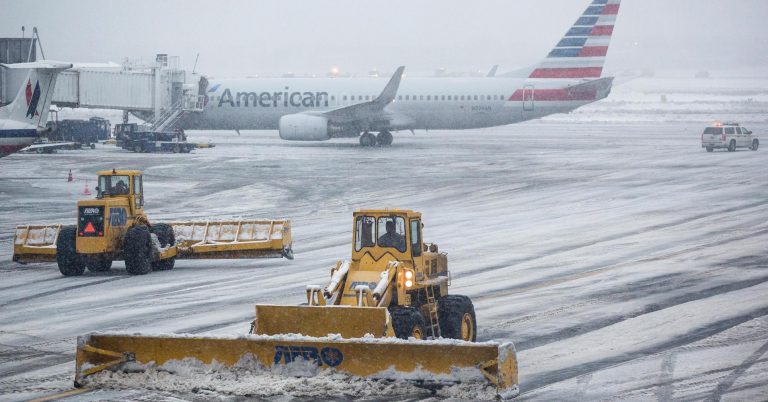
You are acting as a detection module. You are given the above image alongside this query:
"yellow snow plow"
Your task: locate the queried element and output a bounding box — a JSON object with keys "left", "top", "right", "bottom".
{"left": 73, "top": 210, "right": 519, "bottom": 398}
{"left": 75, "top": 333, "right": 518, "bottom": 398}
{"left": 12, "top": 169, "right": 292, "bottom": 275}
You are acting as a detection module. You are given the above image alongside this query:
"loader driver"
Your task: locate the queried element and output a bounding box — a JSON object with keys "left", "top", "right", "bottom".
{"left": 378, "top": 220, "right": 405, "bottom": 251}
{"left": 113, "top": 179, "right": 129, "bottom": 195}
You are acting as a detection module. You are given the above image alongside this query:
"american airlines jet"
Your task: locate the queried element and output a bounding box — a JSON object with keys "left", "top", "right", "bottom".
{"left": 0, "top": 61, "right": 72, "bottom": 157}
{"left": 181, "top": 0, "right": 621, "bottom": 146}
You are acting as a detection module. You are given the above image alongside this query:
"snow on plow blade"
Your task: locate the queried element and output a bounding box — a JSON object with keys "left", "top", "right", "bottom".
{"left": 12, "top": 224, "right": 61, "bottom": 263}
{"left": 169, "top": 220, "right": 293, "bottom": 259}
{"left": 12, "top": 220, "right": 292, "bottom": 263}
{"left": 253, "top": 305, "right": 395, "bottom": 338}
{"left": 75, "top": 333, "right": 520, "bottom": 399}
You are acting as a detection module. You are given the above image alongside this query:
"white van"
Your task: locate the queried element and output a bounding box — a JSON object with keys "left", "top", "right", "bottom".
{"left": 701, "top": 122, "right": 759, "bottom": 152}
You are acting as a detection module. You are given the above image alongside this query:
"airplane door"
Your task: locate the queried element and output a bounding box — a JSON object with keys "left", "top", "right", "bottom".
{"left": 523, "top": 85, "right": 535, "bottom": 111}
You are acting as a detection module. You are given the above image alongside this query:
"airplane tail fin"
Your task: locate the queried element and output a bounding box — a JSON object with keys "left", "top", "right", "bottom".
{"left": 0, "top": 61, "right": 71, "bottom": 127}
{"left": 529, "top": 0, "right": 621, "bottom": 79}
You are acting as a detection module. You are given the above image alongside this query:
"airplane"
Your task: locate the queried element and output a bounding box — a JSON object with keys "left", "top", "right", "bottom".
{"left": 0, "top": 61, "right": 72, "bottom": 158}
{"left": 180, "top": 0, "right": 621, "bottom": 146}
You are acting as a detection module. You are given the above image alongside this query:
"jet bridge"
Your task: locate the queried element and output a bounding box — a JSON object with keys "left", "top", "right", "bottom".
{"left": 0, "top": 54, "right": 205, "bottom": 131}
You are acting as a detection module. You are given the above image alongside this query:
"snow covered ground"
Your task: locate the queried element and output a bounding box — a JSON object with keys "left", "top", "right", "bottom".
{"left": 1, "top": 77, "right": 767, "bottom": 401}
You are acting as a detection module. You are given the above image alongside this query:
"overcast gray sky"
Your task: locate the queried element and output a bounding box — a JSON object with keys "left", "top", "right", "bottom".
{"left": 2, "top": 0, "right": 767, "bottom": 77}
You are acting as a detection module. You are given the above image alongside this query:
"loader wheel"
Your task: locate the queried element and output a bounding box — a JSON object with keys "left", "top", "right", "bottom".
{"left": 150, "top": 223, "right": 175, "bottom": 271}
{"left": 438, "top": 295, "right": 477, "bottom": 342}
{"left": 124, "top": 225, "right": 152, "bottom": 275}
{"left": 86, "top": 255, "right": 112, "bottom": 272}
{"left": 56, "top": 225, "right": 85, "bottom": 276}
{"left": 390, "top": 307, "right": 426, "bottom": 340}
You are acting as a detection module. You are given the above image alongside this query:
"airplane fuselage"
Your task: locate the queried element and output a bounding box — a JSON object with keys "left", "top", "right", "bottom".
{"left": 180, "top": 77, "right": 604, "bottom": 132}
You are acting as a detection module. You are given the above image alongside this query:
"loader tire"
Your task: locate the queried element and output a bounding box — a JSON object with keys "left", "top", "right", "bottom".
{"left": 390, "top": 307, "right": 427, "bottom": 340}
{"left": 86, "top": 255, "right": 112, "bottom": 272}
{"left": 124, "top": 225, "right": 152, "bottom": 275}
{"left": 437, "top": 295, "right": 477, "bottom": 342}
{"left": 56, "top": 225, "right": 85, "bottom": 276}
{"left": 150, "top": 223, "right": 175, "bottom": 271}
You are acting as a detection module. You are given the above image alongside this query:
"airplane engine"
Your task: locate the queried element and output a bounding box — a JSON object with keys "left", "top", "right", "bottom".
{"left": 278, "top": 114, "right": 330, "bottom": 141}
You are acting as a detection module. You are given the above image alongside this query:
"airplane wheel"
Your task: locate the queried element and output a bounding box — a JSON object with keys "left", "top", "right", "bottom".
{"left": 376, "top": 131, "right": 393, "bottom": 146}
{"left": 359, "top": 132, "right": 376, "bottom": 147}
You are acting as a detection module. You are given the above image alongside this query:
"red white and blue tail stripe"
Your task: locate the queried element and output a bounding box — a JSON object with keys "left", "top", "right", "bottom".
{"left": 529, "top": 0, "right": 621, "bottom": 79}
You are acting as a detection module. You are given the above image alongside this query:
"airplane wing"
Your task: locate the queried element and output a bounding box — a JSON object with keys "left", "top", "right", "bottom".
{"left": 21, "top": 141, "right": 77, "bottom": 153}
{"left": 306, "top": 66, "right": 405, "bottom": 124}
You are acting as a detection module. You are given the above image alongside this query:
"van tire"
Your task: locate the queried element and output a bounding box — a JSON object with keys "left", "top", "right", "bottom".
{"left": 728, "top": 140, "right": 736, "bottom": 152}
{"left": 750, "top": 139, "right": 759, "bottom": 151}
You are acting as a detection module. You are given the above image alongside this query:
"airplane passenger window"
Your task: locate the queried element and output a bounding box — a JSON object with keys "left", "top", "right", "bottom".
{"left": 460, "top": 96, "right": 465, "bottom": 100}
{"left": 441, "top": 95, "right": 445, "bottom": 100}
{"left": 474, "top": 95, "right": 478, "bottom": 100}
{"left": 420, "top": 96, "right": 424, "bottom": 100}
{"left": 405, "top": 95, "right": 409, "bottom": 100}
{"left": 427, "top": 96, "right": 431, "bottom": 100}
{"left": 447, "top": 96, "right": 452, "bottom": 100}
{"left": 487, "top": 95, "right": 491, "bottom": 100}
{"left": 493, "top": 95, "right": 498, "bottom": 100}
{"left": 454, "top": 95, "right": 458, "bottom": 100}
{"left": 500, "top": 94, "right": 505, "bottom": 99}
{"left": 398, "top": 96, "right": 402, "bottom": 101}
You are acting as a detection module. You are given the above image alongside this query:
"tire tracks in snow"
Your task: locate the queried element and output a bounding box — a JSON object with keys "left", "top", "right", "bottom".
{"left": 521, "top": 306, "right": 768, "bottom": 392}
{"left": 456, "top": 199, "right": 768, "bottom": 281}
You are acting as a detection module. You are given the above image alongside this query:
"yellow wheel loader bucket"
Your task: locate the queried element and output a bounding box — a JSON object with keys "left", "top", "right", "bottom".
{"left": 253, "top": 305, "right": 395, "bottom": 338}
{"left": 75, "top": 333, "right": 519, "bottom": 399}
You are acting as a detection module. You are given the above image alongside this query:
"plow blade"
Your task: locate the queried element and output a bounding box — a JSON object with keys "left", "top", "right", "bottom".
{"left": 75, "top": 333, "right": 519, "bottom": 399}
{"left": 13, "top": 224, "right": 61, "bottom": 263}
{"left": 170, "top": 220, "right": 293, "bottom": 259}
{"left": 12, "top": 220, "right": 292, "bottom": 264}
{"left": 253, "top": 305, "right": 394, "bottom": 338}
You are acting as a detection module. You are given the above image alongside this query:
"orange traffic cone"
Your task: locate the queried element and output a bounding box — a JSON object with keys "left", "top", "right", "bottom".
{"left": 83, "top": 180, "right": 92, "bottom": 196}
{"left": 67, "top": 169, "right": 73, "bottom": 182}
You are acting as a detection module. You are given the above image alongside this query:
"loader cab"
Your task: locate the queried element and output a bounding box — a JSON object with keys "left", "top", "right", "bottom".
{"left": 353, "top": 210, "right": 424, "bottom": 270}
{"left": 95, "top": 169, "right": 144, "bottom": 213}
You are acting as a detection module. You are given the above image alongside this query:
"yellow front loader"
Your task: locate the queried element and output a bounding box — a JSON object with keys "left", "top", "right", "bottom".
{"left": 12, "top": 169, "right": 292, "bottom": 275}
{"left": 73, "top": 210, "right": 519, "bottom": 398}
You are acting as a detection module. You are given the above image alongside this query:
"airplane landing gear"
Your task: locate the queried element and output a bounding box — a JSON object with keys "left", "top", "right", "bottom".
{"left": 376, "top": 131, "right": 393, "bottom": 146}
{"left": 359, "top": 132, "right": 376, "bottom": 147}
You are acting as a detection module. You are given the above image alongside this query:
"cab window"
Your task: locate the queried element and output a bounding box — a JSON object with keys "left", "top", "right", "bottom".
{"left": 355, "top": 216, "right": 375, "bottom": 251}
{"left": 98, "top": 175, "right": 130, "bottom": 197}
{"left": 133, "top": 175, "right": 144, "bottom": 208}
{"left": 377, "top": 216, "right": 406, "bottom": 252}
{"left": 410, "top": 219, "right": 421, "bottom": 257}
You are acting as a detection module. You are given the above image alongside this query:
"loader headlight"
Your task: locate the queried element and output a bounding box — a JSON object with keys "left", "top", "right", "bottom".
{"left": 405, "top": 270, "right": 413, "bottom": 280}
{"left": 405, "top": 280, "right": 413, "bottom": 288}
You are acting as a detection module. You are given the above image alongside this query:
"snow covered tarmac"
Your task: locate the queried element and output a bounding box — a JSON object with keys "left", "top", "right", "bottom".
{"left": 0, "top": 119, "right": 767, "bottom": 401}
